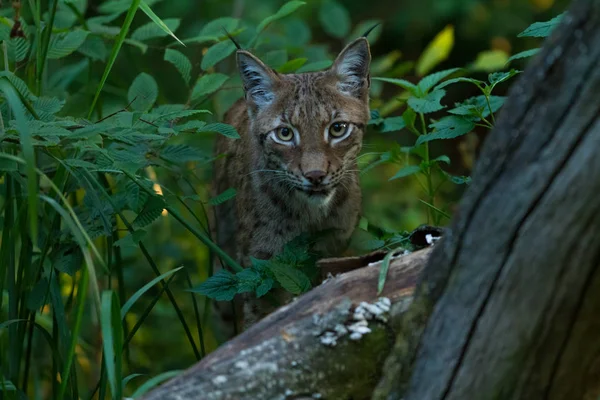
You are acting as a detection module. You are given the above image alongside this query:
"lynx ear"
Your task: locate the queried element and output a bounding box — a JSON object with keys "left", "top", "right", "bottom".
{"left": 331, "top": 38, "right": 371, "bottom": 98}
{"left": 237, "top": 51, "right": 280, "bottom": 110}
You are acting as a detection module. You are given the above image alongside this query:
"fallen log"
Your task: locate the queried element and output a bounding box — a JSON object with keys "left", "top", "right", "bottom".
{"left": 141, "top": 248, "right": 431, "bottom": 400}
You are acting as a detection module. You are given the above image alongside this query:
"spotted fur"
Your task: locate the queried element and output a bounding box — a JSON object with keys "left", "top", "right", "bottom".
{"left": 211, "top": 38, "right": 371, "bottom": 332}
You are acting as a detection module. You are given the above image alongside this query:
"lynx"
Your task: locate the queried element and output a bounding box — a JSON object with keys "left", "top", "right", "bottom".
{"left": 211, "top": 37, "right": 371, "bottom": 331}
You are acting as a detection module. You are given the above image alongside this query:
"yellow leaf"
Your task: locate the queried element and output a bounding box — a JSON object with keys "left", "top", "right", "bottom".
{"left": 471, "top": 50, "right": 509, "bottom": 72}
{"left": 416, "top": 25, "right": 454, "bottom": 76}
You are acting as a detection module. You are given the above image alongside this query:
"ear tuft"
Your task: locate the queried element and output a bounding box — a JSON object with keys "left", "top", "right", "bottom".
{"left": 236, "top": 51, "right": 279, "bottom": 110}
{"left": 332, "top": 38, "right": 371, "bottom": 98}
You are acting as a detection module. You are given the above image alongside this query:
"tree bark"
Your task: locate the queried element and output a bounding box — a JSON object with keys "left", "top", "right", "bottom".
{"left": 141, "top": 249, "right": 431, "bottom": 400}
{"left": 375, "top": 0, "right": 600, "bottom": 398}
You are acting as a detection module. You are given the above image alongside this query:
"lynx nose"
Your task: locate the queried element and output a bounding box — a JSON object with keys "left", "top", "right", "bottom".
{"left": 304, "top": 170, "right": 327, "bottom": 186}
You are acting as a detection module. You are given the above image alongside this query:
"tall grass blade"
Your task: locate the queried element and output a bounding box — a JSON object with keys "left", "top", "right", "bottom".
{"left": 88, "top": 0, "right": 142, "bottom": 118}
{"left": 139, "top": 1, "right": 185, "bottom": 46}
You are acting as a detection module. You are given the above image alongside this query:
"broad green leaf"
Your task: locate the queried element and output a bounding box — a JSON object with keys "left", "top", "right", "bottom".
{"left": 131, "top": 18, "right": 181, "bottom": 42}
{"left": 52, "top": 244, "right": 83, "bottom": 275}
{"left": 133, "top": 195, "right": 165, "bottom": 228}
{"left": 199, "top": 122, "right": 240, "bottom": 139}
{"left": 160, "top": 145, "right": 207, "bottom": 164}
{"left": 284, "top": 18, "right": 312, "bottom": 46}
{"left": 77, "top": 35, "right": 108, "bottom": 61}
{"left": 120, "top": 267, "right": 183, "bottom": 319}
{"left": 164, "top": 48, "right": 191, "bottom": 84}
{"left": 518, "top": 13, "right": 564, "bottom": 38}
{"left": 139, "top": 1, "right": 184, "bottom": 46}
{"left": 442, "top": 171, "right": 472, "bottom": 185}
{"left": 488, "top": 69, "right": 520, "bottom": 90}
{"left": 236, "top": 268, "right": 262, "bottom": 293}
{"left": 507, "top": 48, "right": 540, "bottom": 63}
{"left": 192, "top": 73, "right": 229, "bottom": 100}
{"left": 296, "top": 60, "right": 333, "bottom": 73}
{"left": 269, "top": 264, "right": 311, "bottom": 295}
{"left": 389, "top": 165, "right": 421, "bottom": 181}
{"left": 417, "top": 68, "right": 461, "bottom": 94}
{"left": 128, "top": 72, "right": 158, "bottom": 112}
{"left": 201, "top": 40, "right": 236, "bottom": 70}
{"left": 190, "top": 269, "right": 238, "bottom": 301}
{"left": 209, "top": 188, "right": 237, "bottom": 206}
{"left": 256, "top": 278, "right": 274, "bottom": 298}
{"left": 471, "top": 50, "right": 509, "bottom": 72}
{"left": 416, "top": 116, "right": 475, "bottom": 145}
{"left": 448, "top": 95, "right": 505, "bottom": 119}
{"left": 264, "top": 49, "right": 288, "bottom": 69}
{"left": 256, "top": 1, "right": 306, "bottom": 34}
{"left": 98, "top": 0, "right": 160, "bottom": 15}
{"left": 372, "top": 116, "right": 406, "bottom": 133}
{"left": 7, "top": 37, "right": 30, "bottom": 62}
{"left": 47, "top": 30, "right": 89, "bottom": 59}
{"left": 277, "top": 58, "right": 308, "bottom": 73}
{"left": 200, "top": 17, "right": 239, "bottom": 37}
{"left": 319, "top": 1, "right": 351, "bottom": 39}
{"left": 372, "top": 77, "right": 417, "bottom": 94}
{"left": 407, "top": 89, "right": 446, "bottom": 114}
{"left": 416, "top": 25, "right": 454, "bottom": 76}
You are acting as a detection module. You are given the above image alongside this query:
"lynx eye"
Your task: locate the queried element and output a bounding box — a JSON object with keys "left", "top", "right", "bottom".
{"left": 276, "top": 126, "right": 294, "bottom": 142}
{"left": 329, "top": 122, "right": 349, "bottom": 138}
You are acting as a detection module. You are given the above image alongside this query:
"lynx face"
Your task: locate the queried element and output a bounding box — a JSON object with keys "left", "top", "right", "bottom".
{"left": 237, "top": 38, "right": 371, "bottom": 205}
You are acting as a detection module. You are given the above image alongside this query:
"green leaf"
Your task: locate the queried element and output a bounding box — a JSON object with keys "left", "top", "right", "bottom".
{"left": 448, "top": 95, "right": 505, "bottom": 119}
{"left": 277, "top": 58, "right": 308, "bottom": 73}
{"left": 416, "top": 25, "right": 454, "bottom": 76}
{"left": 201, "top": 40, "right": 236, "bottom": 70}
{"left": 128, "top": 72, "right": 158, "bottom": 112}
{"left": 417, "top": 68, "right": 461, "bottom": 94}
{"left": 133, "top": 196, "right": 165, "bottom": 228}
{"left": 264, "top": 49, "right": 288, "bottom": 69}
{"left": 209, "top": 188, "right": 237, "bottom": 206}
{"left": 139, "top": 1, "right": 184, "bottom": 46}
{"left": 378, "top": 249, "right": 395, "bottom": 294}
{"left": 389, "top": 165, "right": 421, "bottom": 181}
{"left": 200, "top": 17, "right": 239, "bottom": 37}
{"left": 518, "top": 13, "right": 564, "bottom": 38}
{"left": 164, "top": 48, "right": 191, "bottom": 84}
{"left": 199, "top": 122, "right": 240, "bottom": 139}
{"left": 47, "top": 30, "right": 89, "bottom": 59}
{"left": 256, "top": 278, "right": 274, "bottom": 298}
{"left": 120, "top": 267, "right": 183, "bottom": 320}
{"left": 77, "top": 35, "right": 108, "bottom": 62}
{"left": 507, "top": 48, "right": 540, "bottom": 63}
{"left": 269, "top": 264, "right": 311, "bottom": 295}
{"left": 7, "top": 37, "right": 30, "bottom": 62}
{"left": 442, "top": 171, "right": 471, "bottom": 185}
{"left": 160, "top": 145, "right": 207, "bottom": 164}
{"left": 191, "top": 73, "right": 229, "bottom": 101}
{"left": 52, "top": 245, "right": 83, "bottom": 276}
{"left": 416, "top": 116, "right": 475, "bottom": 146}
{"left": 373, "top": 116, "right": 406, "bottom": 133}
{"left": 407, "top": 89, "right": 446, "bottom": 114}
{"left": 372, "top": 77, "right": 417, "bottom": 94}
{"left": 236, "top": 268, "right": 262, "bottom": 293}
{"left": 488, "top": 69, "right": 520, "bottom": 90}
{"left": 131, "top": 18, "right": 181, "bottom": 42}
{"left": 295, "top": 60, "right": 333, "bottom": 73}
{"left": 190, "top": 269, "right": 238, "bottom": 301}
{"left": 471, "top": 50, "right": 509, "bottom": 72}
{"left": 256, "top": 1, "right": 306, "bottom": 34}
{"left": 319, "top": 1, "right": 351, "bottom": 38}
{"left": 114, "top": 229, "right": 147, "bottom": 248}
